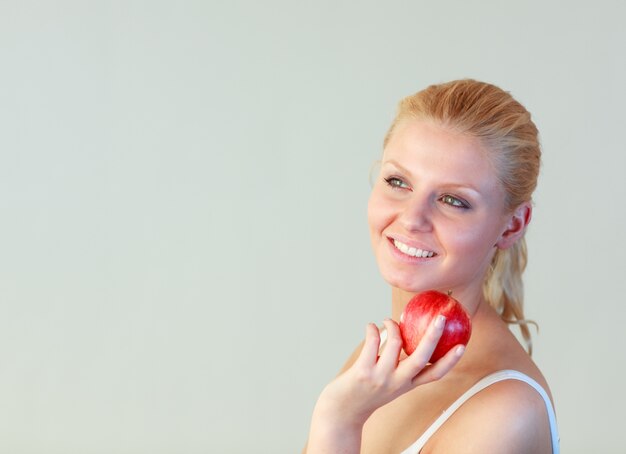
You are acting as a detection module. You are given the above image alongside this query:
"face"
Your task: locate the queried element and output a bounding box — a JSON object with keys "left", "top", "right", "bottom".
{"left": 368, "top": 119, "right": 516, "bottom": 302}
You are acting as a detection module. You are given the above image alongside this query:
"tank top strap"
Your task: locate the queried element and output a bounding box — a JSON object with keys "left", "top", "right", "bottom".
{"left": 400, "top": 369, "right": 560, "bottom": 453}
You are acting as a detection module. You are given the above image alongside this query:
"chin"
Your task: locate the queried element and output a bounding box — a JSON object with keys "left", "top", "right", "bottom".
{"left": 381, "top": 270, "right": 434, "bottom": 294}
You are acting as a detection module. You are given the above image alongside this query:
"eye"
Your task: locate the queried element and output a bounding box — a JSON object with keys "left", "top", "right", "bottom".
{"left": 384, "top": 177, "right": 411, "bottom": 190}
{"left": 440, "top": 194, "right": 470, "bottom": 209}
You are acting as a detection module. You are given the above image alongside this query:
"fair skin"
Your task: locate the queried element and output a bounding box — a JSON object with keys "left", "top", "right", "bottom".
{"left": 305, "top": 119, "right": 553, "bottom": 453}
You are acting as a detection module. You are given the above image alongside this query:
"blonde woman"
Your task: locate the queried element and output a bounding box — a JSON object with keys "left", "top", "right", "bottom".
{"left": 305, "top": 80, "right": 559, "bottom": 453}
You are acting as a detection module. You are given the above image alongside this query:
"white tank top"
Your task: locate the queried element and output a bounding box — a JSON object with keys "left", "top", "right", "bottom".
{"left": 399, "top": 369, "right": 560, "bottom": 453}
{"left": 378, "top": 331, "right": 560, "bottom": 453}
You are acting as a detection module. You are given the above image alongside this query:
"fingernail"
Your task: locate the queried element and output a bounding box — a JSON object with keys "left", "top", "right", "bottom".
{"left": 435, "top": 315, "right": 446, "bottom": 329}
{"left": 455, "top": 345, "right": 466, "bottom": 356}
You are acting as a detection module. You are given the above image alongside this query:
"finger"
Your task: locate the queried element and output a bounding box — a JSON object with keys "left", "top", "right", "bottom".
{"left": 376, "top": 319, "right": 402, "bottom": 372}
{"left": 412, "top": 344, "right": 465, "bottom": 386}
{"left": 354, "top": 323, "right": 381, "bottom": 368}
{"left": 397, "top": 314, "right": 446, "bottom": 379}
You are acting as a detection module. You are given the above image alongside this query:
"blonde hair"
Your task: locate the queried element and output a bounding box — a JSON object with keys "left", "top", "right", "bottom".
{"left": 384, "top": 79, "right": 541, "bottom": 353}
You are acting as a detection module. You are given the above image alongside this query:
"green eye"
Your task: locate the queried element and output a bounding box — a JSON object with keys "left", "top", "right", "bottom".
{"left": 441, "top": 194, "right": 470, "bottom": 209}
{"left": 384, "top": 177, "right": 409, "bottom": 189}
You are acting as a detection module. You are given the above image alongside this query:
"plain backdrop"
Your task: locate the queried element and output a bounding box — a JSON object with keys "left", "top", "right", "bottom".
{"left": 1, "top": 1, "right": 625, "bottom": 453}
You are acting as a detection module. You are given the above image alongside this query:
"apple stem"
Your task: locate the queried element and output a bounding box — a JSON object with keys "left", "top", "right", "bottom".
{"left": 447, "top": 290, "right": 453, "bottom": 296}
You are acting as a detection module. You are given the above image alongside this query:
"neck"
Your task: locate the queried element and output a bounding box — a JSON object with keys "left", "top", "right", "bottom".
{"left": 390, "top": 284, "right": 486, "bottom": 322}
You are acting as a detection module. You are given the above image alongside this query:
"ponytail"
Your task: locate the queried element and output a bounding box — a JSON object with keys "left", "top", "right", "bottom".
{"left": 483, "top": 237, "right": 536, "bottom": 354}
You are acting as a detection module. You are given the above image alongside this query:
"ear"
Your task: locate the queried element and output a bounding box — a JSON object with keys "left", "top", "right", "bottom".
{"left": 495, "top": 201, "right": 532, "bottom": 249}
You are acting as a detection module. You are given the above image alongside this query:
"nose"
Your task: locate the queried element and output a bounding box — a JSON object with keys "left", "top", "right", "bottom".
{"left": 399, "top": 195, "right": 433, "bottom": 232}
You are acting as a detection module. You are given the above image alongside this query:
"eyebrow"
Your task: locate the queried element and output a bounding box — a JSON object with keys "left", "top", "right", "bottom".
{"left": 381, "top": 159, "right": 482, "bottom": 194}
{"left": 382, "top": 159, "right": 412, "bottom": 176}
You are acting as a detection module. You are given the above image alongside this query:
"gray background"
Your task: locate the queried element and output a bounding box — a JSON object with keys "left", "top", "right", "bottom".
{"left": 2, "top": 1, "right": 625, "bottom": 453}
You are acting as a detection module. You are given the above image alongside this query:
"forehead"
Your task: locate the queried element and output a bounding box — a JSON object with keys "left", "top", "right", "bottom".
{"left": 383, "top": 119, "right": 503, "bottom": 195}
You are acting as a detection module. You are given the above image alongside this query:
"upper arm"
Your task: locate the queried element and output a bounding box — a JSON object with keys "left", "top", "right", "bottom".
{"left": 302, "top": 337, "right": 370, "bottom": 454}
{"left": 426, "top": 380, "right": 553, "bottom": 454}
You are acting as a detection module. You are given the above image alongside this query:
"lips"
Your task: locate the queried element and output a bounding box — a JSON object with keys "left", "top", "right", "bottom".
{"left": 391, "top": 238, "right": 436, "bottom": 258}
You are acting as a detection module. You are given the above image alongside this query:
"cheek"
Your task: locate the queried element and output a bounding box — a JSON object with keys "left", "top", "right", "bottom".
{"left": 367, "top": 191, "right": 381, "bottom": 231}
{"left": 447, "top": 221, "right": 500, "bottom": 260}
{"left": 367, "top": 190, "right": 393, "bottom": 235}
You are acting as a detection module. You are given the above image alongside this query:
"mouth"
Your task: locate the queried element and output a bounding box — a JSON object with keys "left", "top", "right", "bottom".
{"left": 392, "top": 239, "right": 437, "bottom": 258}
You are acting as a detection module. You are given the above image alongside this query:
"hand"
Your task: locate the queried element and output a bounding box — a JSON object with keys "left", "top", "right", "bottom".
{"left": 307, "top": 316, "right": 465, "bottom": 453}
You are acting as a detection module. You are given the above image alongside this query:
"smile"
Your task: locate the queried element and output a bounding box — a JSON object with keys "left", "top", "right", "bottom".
{"left": 393, "top": 239, "right": 436, "bottom": 258}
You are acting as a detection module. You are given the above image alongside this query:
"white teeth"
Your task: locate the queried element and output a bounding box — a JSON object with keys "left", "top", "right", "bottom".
{"left": 393, "top": 240, "right": 435, "bottom": 258}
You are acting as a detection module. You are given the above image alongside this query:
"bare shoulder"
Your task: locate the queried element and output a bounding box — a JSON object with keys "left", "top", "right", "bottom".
{"left": 426, "top": 379, "right": 553, "bottom": 454}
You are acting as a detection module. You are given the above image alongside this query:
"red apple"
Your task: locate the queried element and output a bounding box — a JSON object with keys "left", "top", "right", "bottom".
{"left": 399, "top": 290, "right": 471, "bottom": 363}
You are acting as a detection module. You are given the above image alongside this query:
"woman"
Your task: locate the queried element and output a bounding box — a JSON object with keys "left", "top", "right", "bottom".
{"left": 305, "top": 80, "right": 559, "bottom": 453}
